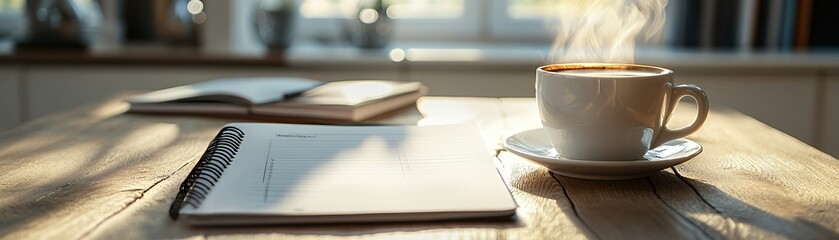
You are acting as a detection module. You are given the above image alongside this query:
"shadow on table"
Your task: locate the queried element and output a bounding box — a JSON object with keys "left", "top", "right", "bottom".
{"left": 504, "top": 162, "right": 599, "bottom": 238}
{"left": 508, "top": 168, "right": 838, "bottom": 239}
{"left": 662, "top": 172, "right": 839, "bottom": 239}
{"left": 0, "top": 114, "right": 223, "bottom": 237}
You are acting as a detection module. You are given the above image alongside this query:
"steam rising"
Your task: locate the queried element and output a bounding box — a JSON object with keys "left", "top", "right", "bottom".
{"left": 549, "top": 0, "right": 668, "bottom": 64}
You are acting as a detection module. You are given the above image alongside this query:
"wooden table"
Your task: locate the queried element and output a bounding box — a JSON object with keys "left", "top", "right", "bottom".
{"left": 2, "top": 97, "right": 838, "bottom": 239}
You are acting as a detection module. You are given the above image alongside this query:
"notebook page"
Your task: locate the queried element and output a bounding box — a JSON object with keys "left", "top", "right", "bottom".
{"left": 189, "top": 123, "right": 515, "bottom": 216}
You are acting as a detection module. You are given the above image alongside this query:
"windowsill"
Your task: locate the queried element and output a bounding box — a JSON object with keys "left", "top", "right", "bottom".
{"left": 288, "top": 41, "right": 839, "bottom": 74}
{"left": 3, "top": 38, "right": 839, "bottom": 71}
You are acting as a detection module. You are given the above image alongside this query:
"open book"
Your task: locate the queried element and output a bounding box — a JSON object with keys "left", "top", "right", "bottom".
{"left": 169, "top": 123, "right": 517, "bottom": 226}
{"left": 127, "top": 77, "right": 427, "bottom": 122}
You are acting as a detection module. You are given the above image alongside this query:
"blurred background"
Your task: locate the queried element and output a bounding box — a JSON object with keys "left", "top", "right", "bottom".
{"left": 0, "top": 0, "right": 838, "bottom": 157}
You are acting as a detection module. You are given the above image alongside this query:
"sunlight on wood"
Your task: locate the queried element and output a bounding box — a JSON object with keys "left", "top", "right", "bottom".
{"left": 499, "top": 99, "right": 543, "bottom": 136}
{"left": 416, "top": 99, "right": 477, "bottom": 126}
{"left": 0, "top": 134, "right": 68, "bottom": 158}
{"left": 89, "top": 101, "right": 129, "bottom": 119}
{"left": 114, "top": 123, "right": 180, "bottom": 157}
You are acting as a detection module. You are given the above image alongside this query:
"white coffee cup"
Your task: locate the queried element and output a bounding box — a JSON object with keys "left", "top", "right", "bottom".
{"left": 536, "top": 63, "right": 709, "bottom": 160}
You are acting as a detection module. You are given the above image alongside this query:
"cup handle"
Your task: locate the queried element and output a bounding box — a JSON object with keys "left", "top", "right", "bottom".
{"left": 654, "top": 84, "right": 709, "bottom": 147}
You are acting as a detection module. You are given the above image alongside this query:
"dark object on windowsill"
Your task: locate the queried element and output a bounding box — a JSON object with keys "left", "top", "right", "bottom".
{"left": 157, "top": 0, "right": 199, "bottom": 46}
{"left": 254, "top": 0, "right": 296, "bottom": 49}
{"left": 121, "top": 0, "right": 198, "bottom": 46}
{"left": 19, "top": 0, "right": 102, "bottom": 48}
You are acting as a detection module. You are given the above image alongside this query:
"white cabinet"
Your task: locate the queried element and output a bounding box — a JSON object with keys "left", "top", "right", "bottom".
{"left": 406, "top": 65, "right": 535, "bottom": 97}
{"left": 675, "top": 71, "right": 820, "bottom": 145}
{"left": 824, "top": 75, "right": 839, "bottom": 157}
{"left": 0, "top": 66, "right": 20, "bottom": 129}
{"left": 24, "top": 65, "right": 399, "bottom": 120}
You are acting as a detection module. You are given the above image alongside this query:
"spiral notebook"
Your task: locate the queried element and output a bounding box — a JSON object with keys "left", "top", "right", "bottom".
{"left": 169, "top": 123, "right": 517, "bottom": 226}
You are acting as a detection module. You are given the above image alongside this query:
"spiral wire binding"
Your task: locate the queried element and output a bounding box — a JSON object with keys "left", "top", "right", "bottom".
{"left": 169, "top": 126, "right": 245, "bottom": 219}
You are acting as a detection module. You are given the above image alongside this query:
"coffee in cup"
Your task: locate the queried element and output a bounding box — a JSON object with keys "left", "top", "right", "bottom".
{"left": 536, "top": 63, "right": 708, "bottom": 160}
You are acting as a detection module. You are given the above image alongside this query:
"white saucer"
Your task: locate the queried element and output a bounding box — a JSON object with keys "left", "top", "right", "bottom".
{"left": 503, "top": 129, "right": 703, "bottom": 180}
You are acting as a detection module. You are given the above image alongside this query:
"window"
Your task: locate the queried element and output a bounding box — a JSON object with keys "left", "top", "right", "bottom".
{"left": 296, "top": 0, "right": 478, "bottom": 42}
{"left": 295, "top": 0, "right": 561, "bottom": 43}
{"left": 507, "top": 0, "right": 562, "bottom": 18}
{"left": 301, "top": 0, "right": 464, "bottom": 19}
{"left": 0, "top": 0, "right": 23, "bottom": 37}
{"left": 489, "top": 0, "right": 560, "bottom": 41}
{"left": 383, "top": 0, "right": 464, "bottom": 19}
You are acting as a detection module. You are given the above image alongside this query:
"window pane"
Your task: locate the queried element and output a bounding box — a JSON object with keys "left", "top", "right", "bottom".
{"left": 385, "top": 0, "right": 463, "bottom": 19}
{"left": 300, "top": 0, "right": 463, "bottom": 19}
{"left": 508, "top": 0, "right": 562, "bottom": 19}
{"left": 300, "top": 0, "right": 358, "bottom": 18}
{"left": 0, "top": 0, "right": 24, "bottom": 11}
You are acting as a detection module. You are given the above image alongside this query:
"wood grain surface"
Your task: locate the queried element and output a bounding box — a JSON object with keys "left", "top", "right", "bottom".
{"left": 1, "top": 97, "right": 837, "bottom": 240}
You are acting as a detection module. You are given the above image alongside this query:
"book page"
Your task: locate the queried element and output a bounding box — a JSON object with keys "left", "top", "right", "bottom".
{"left": 127, "top": 77, "right": 320, "bottom": 105}
{"left": 272, "top": 81, "right": 425, "bottom": 106}
{"left": 191, "top": 123, "right": 515, "bottom": 217}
